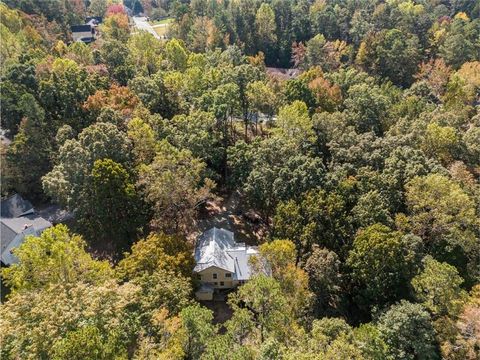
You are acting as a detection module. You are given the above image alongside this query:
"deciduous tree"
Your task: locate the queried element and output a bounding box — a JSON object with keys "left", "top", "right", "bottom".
{"left": 347, "top": 224, "right": 423, "bottom": 308}
{"left": 116, "top": 232, "right": 194, "bottom": 281}
{"left": 412, "top": 255, "right": 467, "bottom": 317}
{"left": 2, "top": 225, "right": 113, "bottom": 293}
{"left": 304, "top": 246, "right": 343, "bottom": 317}
{"left": 230, "top": 275, "right": 291, "bottom": 342}
{"left": 377, "top": 301, "right": 439, "bottom": 360}
{"left": 405, "top": 174, "right": 479, "bottom": 281}
{"left": 137, "top": 140, "right": 214, "bottom": 233}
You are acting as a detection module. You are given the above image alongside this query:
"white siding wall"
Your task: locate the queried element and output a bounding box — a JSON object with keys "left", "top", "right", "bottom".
{"left": 72, "top": 31, "right": 93, "bottom": 42}
{"left": 198, "top": 266, "right": 238, "bottom": 289}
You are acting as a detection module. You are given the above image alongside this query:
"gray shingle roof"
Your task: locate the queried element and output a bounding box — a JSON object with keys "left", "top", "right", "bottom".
{"left": 1, "top": 215, "right": 52, "bottom": 252}
{"left": 1, "top": 221, "right": 17, "bottom": 251}
{"left": 1, "top": 194, "right": 34, "bottom": 218}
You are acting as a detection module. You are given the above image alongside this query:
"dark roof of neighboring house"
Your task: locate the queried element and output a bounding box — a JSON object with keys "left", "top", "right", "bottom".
{"left": 1, "top": 194, "right": 34, "bottom": 218}
{"left": 1, "top": 215, "right": 52, "bottom": 252}
{"left": 71, "top": 24, "right": 92, "bottom": 33}
{"left": 124, "top": 6, "right": 133, "bottom": 16}
{"left": 1, "top": 215, "right": 51, "bottom": 235}
{"left": 1, "top": 221, "right": 17, "bottom": 249}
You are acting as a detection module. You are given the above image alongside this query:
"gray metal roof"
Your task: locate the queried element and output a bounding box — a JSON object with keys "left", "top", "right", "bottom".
{"left": 230, "top": 247, "right": 259, "bottom": 281}
{"left": 194, "top": 227, "right": 258, "bottom": 280}
{"left": 194, "top": 227, "right": 236, "bottom": 273}
{"left": 1, "top": 194, "right": 34, "bottom": 218}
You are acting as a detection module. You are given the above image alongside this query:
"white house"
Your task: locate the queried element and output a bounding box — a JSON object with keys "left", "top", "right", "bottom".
{"left": 194, "top": 227, "right": 258, "bottom": 300}
{"left": 1, "top": 194, "right": 52, "bottom": 265}
{"left": 71, "top": 24, "right": 95, "bottom": 43}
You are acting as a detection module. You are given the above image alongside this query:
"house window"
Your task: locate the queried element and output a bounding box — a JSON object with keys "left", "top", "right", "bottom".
{"left": 213, "top": 273, "right": 217, "bottom": 279}
{"left": 220, "top": 281, "right": 225, "bottom": 286}
{"left": 213, "top": 282, "right": 218, "bottom": 286}
{"left": 225, "top": 273, "right": 231, "bottom": 278}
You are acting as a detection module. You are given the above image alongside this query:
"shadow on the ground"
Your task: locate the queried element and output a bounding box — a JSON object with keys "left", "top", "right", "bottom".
{"left": 199, "top": 297, "right": 233, "bottom": 329}
{"left": 196, "top": 191, "right": 268, "bottom": 246}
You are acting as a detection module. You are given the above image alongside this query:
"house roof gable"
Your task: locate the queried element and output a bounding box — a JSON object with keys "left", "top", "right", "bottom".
{"left": 194, "top": 227, "right": 259, "bottom": 280}
{"left": 196, "top": 264, "right": 234, "bottom": 274}
{"left": 1, "top": 194, "right": 34, "bottom": 218}
{"left": 71, "top": 25, "right": 92, "bottom": 33}
{"left": 194, "top": 227, "right": 236, "bottom": 273}
{"left": 1, "top": 215, "right": 52, "bottom": 255}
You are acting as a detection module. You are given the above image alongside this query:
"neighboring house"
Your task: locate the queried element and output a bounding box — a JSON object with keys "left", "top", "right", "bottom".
{"left": 124, "top": 6, "right": 133, "bottom": 17}
{"left": 1, "top": 194, "right": 52, "bottom": 265}
{"left": 0, "top": 127, "right": 11, "bottom": 147}
{"left": 85, "top": 16, "right": 103, "bottom": 26}
{"left": 86, "top": 17, "right": 102, "bottom": 34}
{"left": 266, "top": 67, "right": 301, "bottom": 80}
{"left": 71, "top": 24, "right": 95, "bottom": 43}
{"left": 0, "top": 193, "right": 34, "bottom": 218}
{"left": 194, "top": 227, "right": 259, "bottom": 300}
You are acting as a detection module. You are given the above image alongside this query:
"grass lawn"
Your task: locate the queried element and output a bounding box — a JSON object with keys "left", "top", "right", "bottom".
{"left": 154, "top": 25, "right": 169, "bottom": 37}
{"left": 148, "top": 17, "right": 174, "bottom": 26}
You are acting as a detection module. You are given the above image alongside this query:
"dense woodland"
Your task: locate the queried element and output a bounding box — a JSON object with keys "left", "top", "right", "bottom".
{"left": 1, "top": 0, "right": 480, "bottom": 359}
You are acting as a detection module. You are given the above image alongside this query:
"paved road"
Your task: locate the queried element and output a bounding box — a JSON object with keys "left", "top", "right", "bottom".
{"left": 132, "top": 16, "right": 160, "bottom": 39}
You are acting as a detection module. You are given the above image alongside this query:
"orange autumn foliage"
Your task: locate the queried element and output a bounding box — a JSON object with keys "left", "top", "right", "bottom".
{"left": 106, "top": 4, "right": 126, "bottom": 16}
{"left": 416, "top": 58, "right": 452, "bottom": 96}
{"left": 83, "top": 84, "right": 139, "bottom": 116}
{"left": 309, "top": 76, "right": 342, "bottom": 112}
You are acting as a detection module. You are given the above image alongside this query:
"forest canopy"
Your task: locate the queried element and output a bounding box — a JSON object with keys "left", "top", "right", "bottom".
{"left": 0, "top": 0, "right": 479, "bottom": 359}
